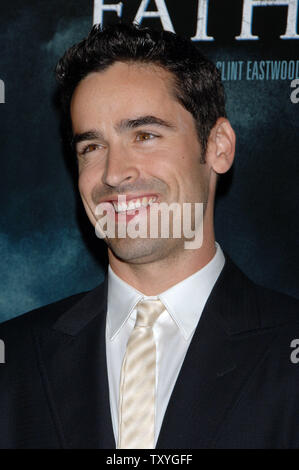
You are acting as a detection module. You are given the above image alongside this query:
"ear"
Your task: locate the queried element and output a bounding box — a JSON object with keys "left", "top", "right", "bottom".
{"left": 205, "top": 118, "right": 236, "bottom": 174}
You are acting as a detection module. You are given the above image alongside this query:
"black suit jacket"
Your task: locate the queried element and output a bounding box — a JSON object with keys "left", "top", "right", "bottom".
{"left": 0, "top": 255, "right": 298, "bottom": 449}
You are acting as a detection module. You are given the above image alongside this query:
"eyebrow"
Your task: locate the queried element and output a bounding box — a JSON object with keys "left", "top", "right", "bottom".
{"left": 71, "top": 115, "right": 176, "bottom": 149}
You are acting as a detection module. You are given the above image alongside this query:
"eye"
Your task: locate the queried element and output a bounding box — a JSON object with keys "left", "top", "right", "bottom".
{"left": 135, "top": 132, "right": 157, "bottom": 142}
{"left": 79, "top": 143, "right": 103, "bottom": 155}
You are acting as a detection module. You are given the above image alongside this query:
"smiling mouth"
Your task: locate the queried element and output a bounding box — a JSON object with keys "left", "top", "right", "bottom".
{"left": 111, "top": 196, "right": 158, "bottom": 213}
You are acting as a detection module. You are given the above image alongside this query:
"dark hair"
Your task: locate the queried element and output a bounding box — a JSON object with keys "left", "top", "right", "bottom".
{"left": 55, "top": 22, "right": 226, "bottom": 161}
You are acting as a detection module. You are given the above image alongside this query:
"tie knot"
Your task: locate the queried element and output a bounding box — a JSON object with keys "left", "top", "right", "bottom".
{"left": 135, "top": 299, "right": 165, "bottom": 327}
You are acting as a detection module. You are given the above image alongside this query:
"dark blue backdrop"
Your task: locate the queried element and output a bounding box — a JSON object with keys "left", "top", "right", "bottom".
{"left": 0, "top": 0, "right": 298, "bottom": 322}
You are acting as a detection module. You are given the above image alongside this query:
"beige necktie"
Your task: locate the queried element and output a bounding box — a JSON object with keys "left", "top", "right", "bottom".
{"left": 118, "top": 299, "right": 165, "bottom": 449}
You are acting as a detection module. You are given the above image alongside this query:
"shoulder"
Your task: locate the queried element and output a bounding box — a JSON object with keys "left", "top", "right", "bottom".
{"left": 0, "top": 291, "right": 89, "bottom": 337}
{"left": 216, "top": 253, "right": 299, "bottom": 337}
{"left": 254, "top": 282, "right": 299, "bottom": 327}
{"left": 253, "top": 284, "right": 299, "bottom": 360}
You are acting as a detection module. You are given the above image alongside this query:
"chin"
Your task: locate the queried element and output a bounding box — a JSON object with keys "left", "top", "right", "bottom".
{"left": 106, "top": 237, "right": 179, "bottom": 265}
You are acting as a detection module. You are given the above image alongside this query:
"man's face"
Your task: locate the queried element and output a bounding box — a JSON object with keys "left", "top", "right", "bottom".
{"left": 70, "top": 61, "right": 210, "bottom": 264}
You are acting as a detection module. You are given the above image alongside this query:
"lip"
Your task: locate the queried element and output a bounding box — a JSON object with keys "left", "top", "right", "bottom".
{"left": 94, "top": 194, "right": 161, "bottom": 228}
{"left": 99, "top": 193, "right": 160, "bottom": 205}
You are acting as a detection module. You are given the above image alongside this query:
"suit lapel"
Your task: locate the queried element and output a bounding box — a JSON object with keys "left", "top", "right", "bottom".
{"left": 156, "top": 256, "right": 274, "bottom": 449}
{"left": 32, "top": 255, "right": 280, "bottom": 449}
{"left": 33, "top": 274, "right": 116, "bottom": 449}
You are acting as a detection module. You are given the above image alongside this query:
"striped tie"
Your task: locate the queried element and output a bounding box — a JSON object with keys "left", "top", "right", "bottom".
{"left": 118, "top": 299, "right": 165, "bottom": 449}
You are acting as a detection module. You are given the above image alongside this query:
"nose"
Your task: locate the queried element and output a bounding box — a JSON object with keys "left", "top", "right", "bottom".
{"left": 101, "top": 142, "right": 140, "bottom": 188}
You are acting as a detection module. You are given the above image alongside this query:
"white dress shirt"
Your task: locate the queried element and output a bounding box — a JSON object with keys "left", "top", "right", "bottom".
{"left": 105, "top": 241, "right": 225, "bottom": 447}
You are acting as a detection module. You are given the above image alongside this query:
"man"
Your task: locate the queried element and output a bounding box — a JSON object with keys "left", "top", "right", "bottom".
{"left": 0, "top": 22, "right": 298, "bottom": 449}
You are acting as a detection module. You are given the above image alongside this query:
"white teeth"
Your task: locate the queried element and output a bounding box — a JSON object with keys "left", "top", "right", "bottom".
{"left": 141, "top": 197, "right": 148, "bottom": 207}
{"left": 127, "top": 200, "right": 135, "bottom": 211}
{"left": 113, "top": 196, "right": 157, "bottom": 213}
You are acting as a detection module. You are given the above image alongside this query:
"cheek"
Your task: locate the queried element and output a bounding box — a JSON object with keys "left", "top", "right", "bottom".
{"left": 175, "top": 154, "right": 202, "bottom": 184}
{"left": 175, "top": 152, "right": 209, "bottom": 199}
{"left": 148, "top": 144, "right": 199, "bottom": 184}
{"left": 78, "top": 169, "right": 95, "bottom": 201}
{"left": 179, "top": 142, "right": 206, "bottom": 178}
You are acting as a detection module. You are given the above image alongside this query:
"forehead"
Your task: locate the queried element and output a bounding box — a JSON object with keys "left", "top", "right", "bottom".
{"left": 70, "top": 62, "right": 181, "bottom": 124}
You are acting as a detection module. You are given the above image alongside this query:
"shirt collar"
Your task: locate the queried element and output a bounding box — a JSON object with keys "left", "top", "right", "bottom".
{"left": 107, "top": 242, "right": 225, "bottom": 340}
